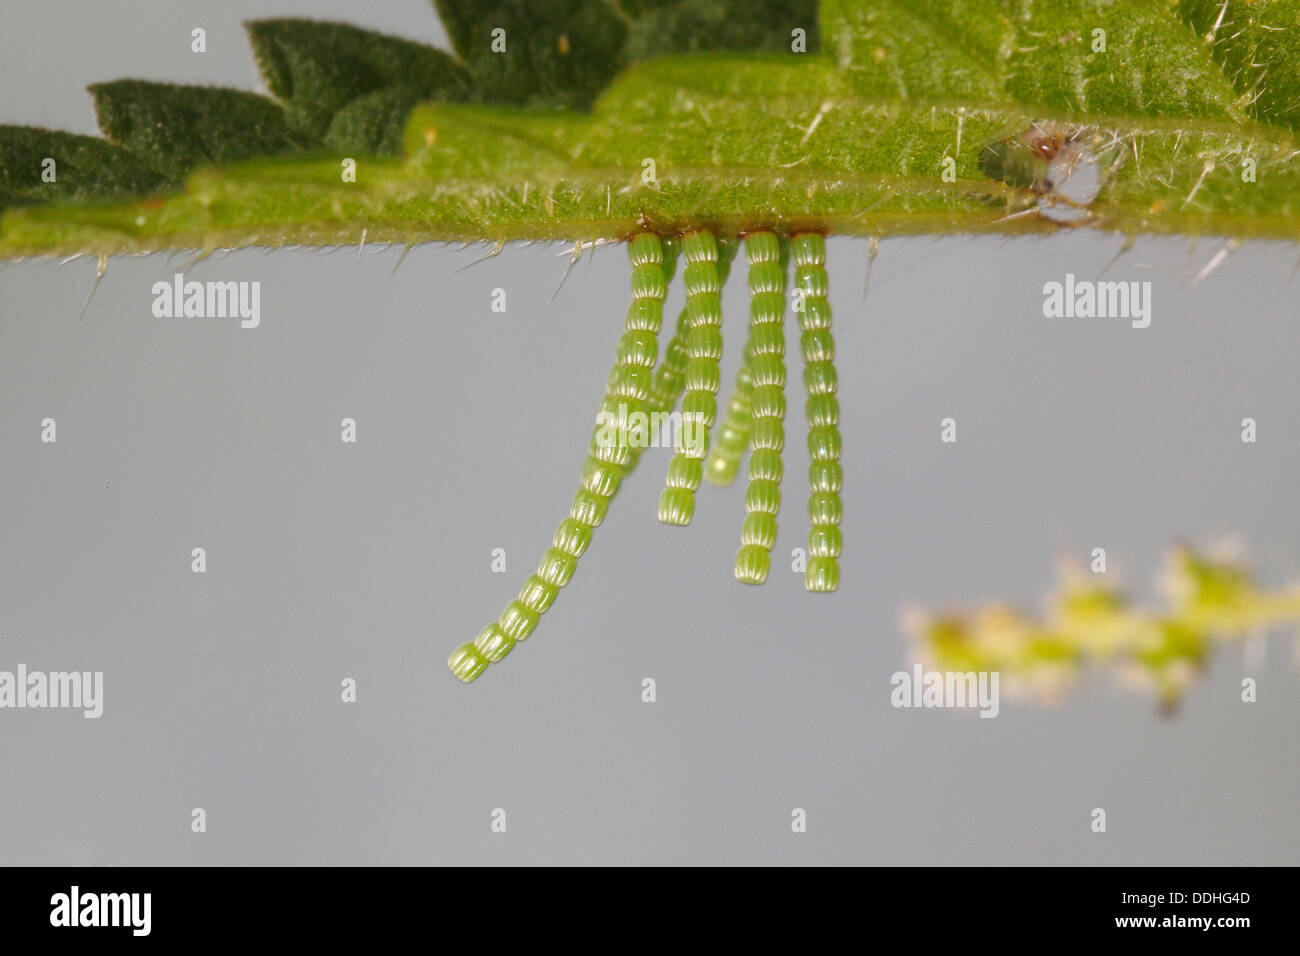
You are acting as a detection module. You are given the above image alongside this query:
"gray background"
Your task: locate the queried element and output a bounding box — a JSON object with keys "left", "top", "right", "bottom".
{"left": 1, "top": 1, "right": 1298, "bottom": 865}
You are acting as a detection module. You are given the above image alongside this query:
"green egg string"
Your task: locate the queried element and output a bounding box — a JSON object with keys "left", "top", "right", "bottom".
{"left": 448, "top": 229, "right": 837, "bottom": 683}
{"left": 448, "top": 232, "right": 668, "bottom": 682}
{"left": 732, "top": 232, "right": 787, "bottom": 586}
{"left": 792, "top": 234, "right": 843, "bottom": 593}
{"left": 658, "top": 231, "right": 725, "bottom": 527}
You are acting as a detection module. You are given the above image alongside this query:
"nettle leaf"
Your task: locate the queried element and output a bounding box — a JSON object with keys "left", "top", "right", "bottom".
{"left": 2, "top": 0, "right": 1300, "bottom": 257}
{"left": 90, "top": 81, "right": 308, "bottom": 180}
{"left": 324, "top": 86, "right": 438, "bottom": 155}
{"left": 823, "top": 0, "right": 1246, "bottom": 120}
{"left": 1178, "top": 0, "right": 1300, "bottom": 130}
{"left": 434, "top": 0, "right": 628, "bottom": 108}
{"left": 0, "top": 126, "right": 169, "bottom": 209}
{"left": 619, "top": 0, "right": 820, "bottom": 61}
{"left": 245, "top": 18, "right": 473, "bottom": 141}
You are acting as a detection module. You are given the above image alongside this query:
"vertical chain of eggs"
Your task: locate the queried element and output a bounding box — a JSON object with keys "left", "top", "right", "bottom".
{"left": 642, "top": 238, "right": 737, "bottom": 430}
{"left": 658, "top": 230, "right": 723, "bottom": 526}
{"left": 791, "top": 233, "right": 842, "bottom": 593}
{"left": 703, "top": 357, "right": 754, "bottom": 486}
{"left": 447, "top": 233, "right": 668, "bottom": 682}
{"left": 734, "top": 231, "right": 787, "bottom": 584}
{"left": 703, "top": 258, "right": 757, "bottom": 493}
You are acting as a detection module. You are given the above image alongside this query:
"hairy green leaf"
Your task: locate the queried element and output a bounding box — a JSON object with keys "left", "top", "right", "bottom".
{"left": 246, "top": 18, "right": 472, "bottom": 140}
{"left": 0, "top": 126, "right": 170, "bottom": 209}
{"left": 434, "top": 0, "right": 628, "bottom": 108}
{"left": 823, "top": 0, "right": 1246, "bottom": 120}
{"left": 620, "top": 0, "right": 820, "bottom": 60}
{"left": 324, "top": 86, "right": 436, "bottom": 155}
{"left": 90, "top": 81, "right": 307, "bottom": 180}
{"left": 1178, "top": 0, "right": 1300, "bottom": 129}
{"left": 2, "top": 0, "right": 1299, "bottom": 257}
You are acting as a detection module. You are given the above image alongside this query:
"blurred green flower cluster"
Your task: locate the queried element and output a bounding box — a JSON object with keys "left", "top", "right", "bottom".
{"left": 910, "top": 548, "right": 1300, "bottom": 712}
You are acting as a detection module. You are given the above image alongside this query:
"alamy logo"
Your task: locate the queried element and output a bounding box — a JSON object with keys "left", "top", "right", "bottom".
{"left": 152, "top": 272, "right": 261, "bottom": 328}
{"left": 50, "top": 886, "right": 150, "bottom": 936}
{"left": 890, "top": 664, "right": 1000, "bottom": 718}
{"left": 0, "top": 664, "right": 102, "bottom": 718}
{"left": 1042, "top": 272, "right": 1151, "bottom": 328}
{"left": 594, "top": 403, "right": 705, "bottom": 457}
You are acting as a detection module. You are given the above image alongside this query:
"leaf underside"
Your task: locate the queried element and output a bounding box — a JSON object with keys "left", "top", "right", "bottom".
{"left": 1, "top": 0, "right": 1298, "bottom": 258}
